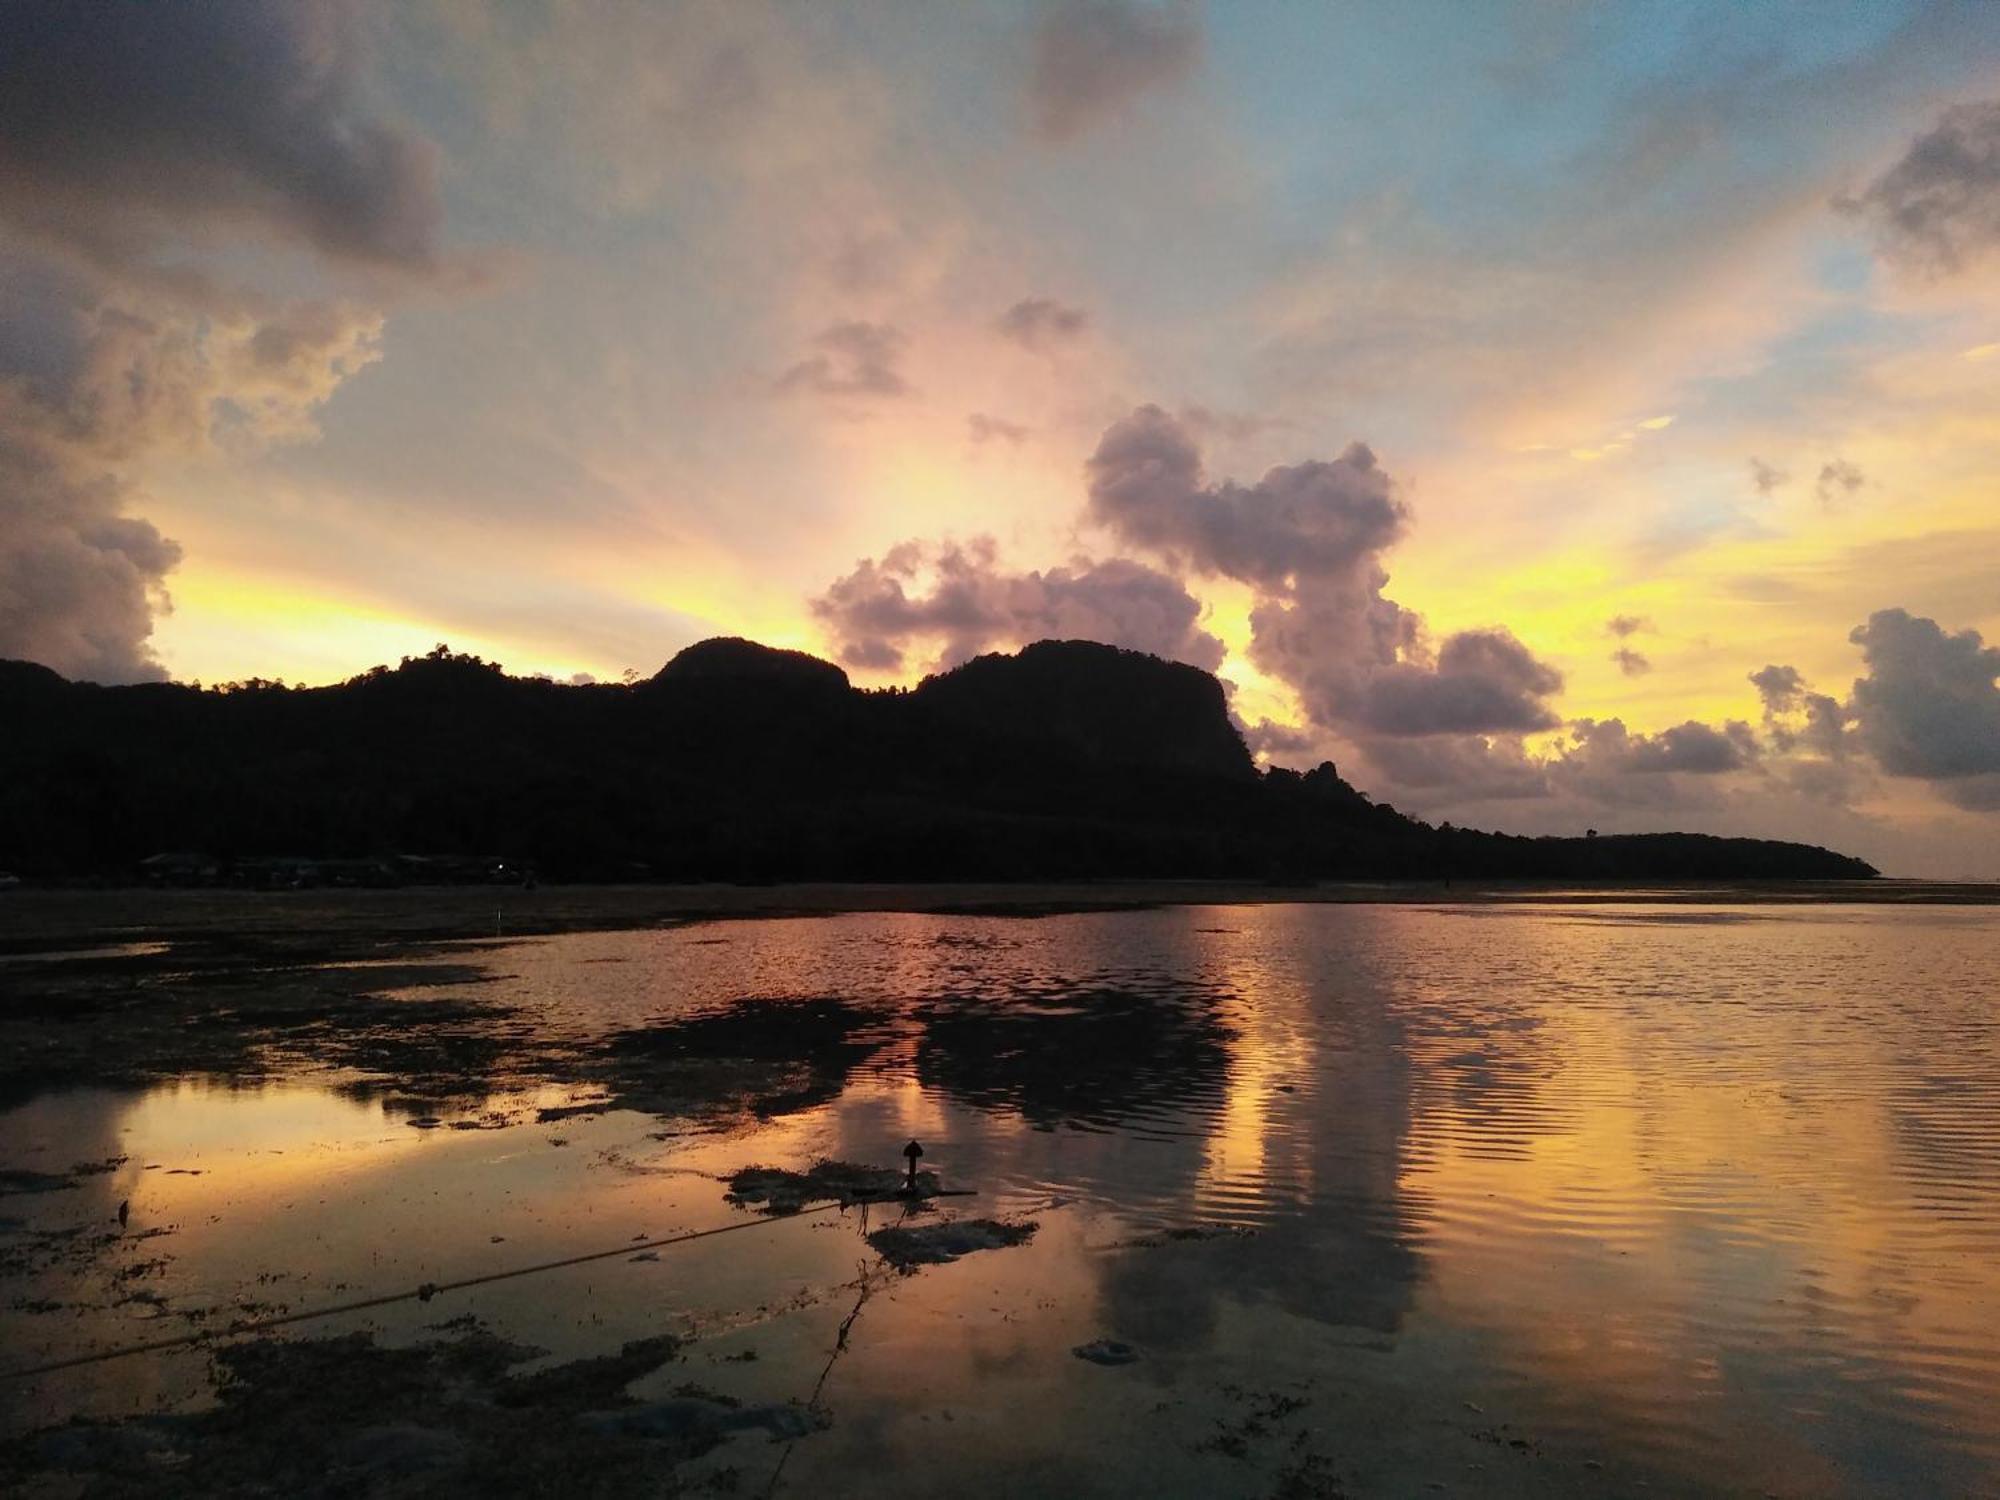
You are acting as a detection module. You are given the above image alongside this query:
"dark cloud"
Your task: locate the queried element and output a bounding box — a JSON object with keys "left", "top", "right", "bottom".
{"left": 967, "top": 412, "right": 1029, "bottom": 445}
{"left": 1606, "top": 614, "right": 1651, "bottom": 638}
{"left": 1612, "top": 647, "right": 1652, "bottom": 676}
{"left": 1841, "top": 100, "right": 2000, "bottom": 276}
{"left": 996, "top": 297, "right": 1089, "bottom": 351}
{"left": 1751, "top": 663, "right": 1805, "bottom": 714}
{"left": 1087, "top": 405, "right": 1407, "bottom": 591}
{"left": 810, "top": 539, "right": 1223, "bottom": 674}
{"left": 1755, "top": 664, "right": 1851, "bottom": 757}
{"left": 1026, "top": 0, "right": 1201, "bottom": 143}
{"left": 1352, "top": 630, "right": 1564, "bottom": 737}
{"left": 1847, "top": 608, "right": 2000, "bottom": 781}
{"left": 0, "top": 1, "right": 444, "bottom": 681}
{"left": 1565, "top": 717, "right": 1759, "bottom": 775}
{"left": 1800, "top": 693, "right": 1851, "bottom": 757}
{"left": 1240, "top": 718, "right": 1322, "bottom": 760}
{"left": 1090, "top": 404, "right": 1562, "bottom": 742}
{"left": 1749, "top": 457, "right": 1788, "bottom": 495}
{"left": 774, "top": 321, "right": 911, "bottom": 399}
{"left": 1938, "top": 775, "right": 2000, "bottom": 812}
{"left": 0, "top": 247, "right": 384, "bottom": 680}
{"left": 1245, "top": 587, "right": 1415, "bottom": 727}
{"left": 1275, "top": 609, "right": 2000, "bottom": 852}
{"left": 1816, "top": 458, "right": 1865, "bottom": 505}
{"left": 1357, "top": 734, "right": 1551, "bottom": 802}
{"left": 0, "top": 0, "right": 442, "bottom": 272}
{"left": 0, "top": 434, "right": 180, "bottom": 683}
{"left": 1780, "top": 756, "right": 1873, "bottom": 808}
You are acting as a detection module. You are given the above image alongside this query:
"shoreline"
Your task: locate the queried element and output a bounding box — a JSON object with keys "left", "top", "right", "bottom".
{"left": 1, "top": 876, "right": 1993, "bottom": 955}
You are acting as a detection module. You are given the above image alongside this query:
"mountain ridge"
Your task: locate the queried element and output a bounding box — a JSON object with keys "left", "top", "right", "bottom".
{"left": 0, "top": 638, "right": 1877, "bottom": 882}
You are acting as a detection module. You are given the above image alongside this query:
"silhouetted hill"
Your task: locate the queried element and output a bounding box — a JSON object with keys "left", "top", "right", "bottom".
{"left": 916, "top": 641, "right": 1253, "bottom": 781}
{"left": 652, "top": 637, "right": 850, "bottom": 693}
{"left": 0, "top": 639, "right": 1877, "bottom": 883}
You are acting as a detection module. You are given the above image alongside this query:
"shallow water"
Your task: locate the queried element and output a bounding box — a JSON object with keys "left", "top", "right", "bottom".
{"left": 4, "top": 902, "right": 1999, "bottom": 1495}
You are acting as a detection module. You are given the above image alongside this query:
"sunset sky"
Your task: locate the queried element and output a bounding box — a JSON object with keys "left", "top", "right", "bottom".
{"left": 3, "top": 1, "right": 1998, "bottom": 874}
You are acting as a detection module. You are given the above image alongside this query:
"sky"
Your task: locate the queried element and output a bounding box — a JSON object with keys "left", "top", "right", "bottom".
{"left": 1, "top": 1, "right": 1998, "bottom": 875}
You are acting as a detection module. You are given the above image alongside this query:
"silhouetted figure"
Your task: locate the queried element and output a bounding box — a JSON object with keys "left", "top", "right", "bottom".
{"left": 903, "top": 1140, "right": 924, "bottom": 1195}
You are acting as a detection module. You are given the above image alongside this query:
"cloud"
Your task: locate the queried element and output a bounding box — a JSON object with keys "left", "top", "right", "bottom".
{"left": 1357, "top": 734, "right": 1551, "bottom": 803}
{"left": 1246, "top": 591, "right": 1565, "bottom": 740}
{"left": 1816, "top": 458, "right": 1865, "bottom": 505}
{"left": 1272, "top": 610, "right": 1996, "bottom": 870}
{"left": 967, "top": 412, "right": 1029, "bottom": 445}
{"left": 1847, "top": 608, "right": 2000, "bottom": 782}
{"left": 1026, "top": 0, "right": 1201, "bottom": 143}
{"left": 1750, "top": 663, "right": 1805, "bottom": 714}
{"left": 1612, "top": 647, "right": 1652, "bottom": 676}
{"left": 1087, "top": 404, "right": 1563, "bottom": 741}
{"left": 1938, "top": 775, "right": 2000, "bottom": 812}
{"left": 1564, "top": 717, "right": 1759, "bottom": 775}
{"left": 1350, "top": 630, "right": 1564, "bottom": 737}
{"left": 774, "top": 321, "right": 911, "bottom": 400}
{"left": 1841, "top": 100, "right": 2000, "bottom": 276}
{"left": 1241, "top": 718, "right": 1322, "bottom": 760}
{"left": 0, "top": 1, "right": 445, "bottom": 682}
{"left": 997, "top": 296, "right": 1089, "bottom": 351}
{"left": 1606, "top": 614, "right": 1651, "bottom": 638}
{"left": 0, "top": 432, "right": 180, "bottom": 684}
{"left": 0, "top": 1, "right": 443, "bottom": 273}
{"left": 0, "top": 249, "right": 389, "bottom": 682}
{"left": 1087, "top": 404, "right": 1407, "bottom": 591}
{"left": 810, "top": 538, "right": 1223, "bottom": 674}
{"left": 1749, "top": 457, "right": 1788, "bottom": 495}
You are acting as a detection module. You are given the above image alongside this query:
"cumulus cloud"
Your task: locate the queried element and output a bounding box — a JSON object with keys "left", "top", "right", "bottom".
{"left": 1352, "top": 630, "right": 1564, "bottom": 737}
{"left": 810, "top": 538, "right": 1223, "bottom": 674}
{"left": 1284, "top": 609, "right": 1998, "bottom": 864}
{"left": 1747, "top": 662, "right": 1849, "bottom": 757}
{"left": 1026, "top": 0, "right": 1201, "bottom": 143}
{"left": 1357, "top": 733, "right": 1551, "bottom": 802}
{"left": 1087, "top": 404, "right": 1407, "bottom": 590}
{"left": 0, "top": 5, "right": 435, "bottom": 681}
{"left": 997, "top": 296, "right": 1089, "bottom": 351}
{"left": 774, "top": 321, "right": 911, "bottom": 400}
{"left": 1612, "top": 647, "right": 1652, "bottom": 676}
{"left": 0, "top": 258, "right": 386, "bottom": 680}
{"left": 968, "top": 412, "right": 1029, "bottom": 445}
{"left": 1816, "top": 458, "right": 1865, "bottom": 505}
{"left": 1563, "top": 717, "right": 1760, "bottom": 775}
{"left": 1241, "top": 718, "right": 1322, "bottom": 760}
{"left": 1842, "top": 100, "right": 2000, "bottom": 276}
{"left": 0, "top": 1, "right": 443, "bottom": 272}
{"left": 1087, "top": 404, "right": 1564, "bottom": 740}
{"left": 1750, "top": 663, "right": 1805, "bottom": 714}
{"left": 1847, "top": 608, "right": 2000, "bottom": 783}
{"left": 0, "top": 434, "right": 180, "bottom": 684}
{"left": 1606, "top": 614, "right": 1651, "bottom": 638}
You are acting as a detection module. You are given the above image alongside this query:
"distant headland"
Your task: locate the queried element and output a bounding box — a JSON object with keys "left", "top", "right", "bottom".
{"left": 0, "top": 638, "right": 1877, "bottom": 884}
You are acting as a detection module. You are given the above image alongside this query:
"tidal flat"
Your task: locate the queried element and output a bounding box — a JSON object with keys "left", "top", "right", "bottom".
{"left": 2, "top": 893, "right": 1998, "bottom": 1496}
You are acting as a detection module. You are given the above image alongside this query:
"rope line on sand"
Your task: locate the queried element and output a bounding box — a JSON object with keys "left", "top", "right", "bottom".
{"left": 762, "top": 1195, "right": 917, "bottom": 1500}
{"left": 3, "top": 1188, "right": 973, "bottom": 1382}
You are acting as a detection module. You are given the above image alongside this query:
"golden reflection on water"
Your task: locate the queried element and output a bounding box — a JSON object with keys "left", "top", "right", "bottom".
{"left": 4, "top": 903, "right": 1999, "bottom": 1496}
{"left": 1388, "top": 906, "right": 2000, "bottom": 1490}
